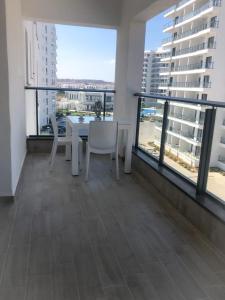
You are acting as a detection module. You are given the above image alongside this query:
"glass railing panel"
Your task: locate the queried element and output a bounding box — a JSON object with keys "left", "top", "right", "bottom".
{"left": 163, "top": 103, "right": 206, "bottom": 184}
{"left": 25, "top": 88, "right": 114, "bottom": 136}
{"left": 207, "top": 107, "right": 225, "bottom": 202}
{"left": 138, "top": 98, "right": 165, "bottom": 160}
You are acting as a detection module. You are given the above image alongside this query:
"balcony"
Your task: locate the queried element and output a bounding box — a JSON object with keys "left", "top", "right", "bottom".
{"left": 170, "top": 81, "right": 212, "bottom": 88}
{"left": 163, "top": 0, "right": 222, "bottom": 31}
{"left": 159, "top": 81, "right": 212, "bottom": 90}
{"left": 167, "top": 128, "right": 201, "bottom": 144}
{"left": 174, "top": 42, "right": 216, "bottom": 57}
{"left": 164, "top": 0, "right": 196, "bottom": 17}
{"left": 162, "top": 21, "right": 219, "bottom": 46}
{"left": 169, "top": 111, "right": 198, "bottom": 123}
{"left": 178, "top": 0, "right": 196, "bottom": 7}
{"left": 3, "top": 1, "right": 225, "bottom": 297}
{"left": 161, "top": 42, "right": 216, "bottom": 62}
{"left": 171, "top": 62, "right": 214, "bottom": 73}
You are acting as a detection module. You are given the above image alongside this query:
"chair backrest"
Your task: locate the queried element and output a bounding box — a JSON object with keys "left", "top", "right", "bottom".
{"left": 50, "top": 114, "right": 58, "bottom": 138}
{"left": 88, "top": 121, "right": 118, "bottom": 151}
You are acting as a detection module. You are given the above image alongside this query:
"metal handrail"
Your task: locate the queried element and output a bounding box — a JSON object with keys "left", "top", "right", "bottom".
{"left": 174, "top": 42, "right": 216, "bottom": 57}
{"left": 164, "top": 0, "right": 222, "bottom": 29}
{"left": 134, "top": 93, "right": 225, "bottom": 108}
{"left": 135, "top": 92, "right": 218, "bottom": 197}
{"left": 172, "top": 62, "right": 214, "bottom": 71}
{"left": 162, "top": 21, "right": 219, "bottom": 44}
{"left": 25, "top": 86, "right": 116, "bottom": 93}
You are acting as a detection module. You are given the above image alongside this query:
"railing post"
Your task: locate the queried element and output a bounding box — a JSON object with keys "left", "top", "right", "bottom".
{"left": 135, "top": 97, "right": 142, "bottom": 148}
{"left": 159, "top": 100, "right": 169, "bottom": 166}
{"left": 35, "top": 89, "right": 39, "bottom": 136}
{"left": 196, "top": 107, "right": 216, "bottom": 195}
{"left": 103, "top": 92, "right": 106, "bottom": 118}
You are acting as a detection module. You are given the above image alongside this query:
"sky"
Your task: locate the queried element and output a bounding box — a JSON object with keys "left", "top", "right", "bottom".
{"left": 56, "top": 11, "right": 166, "bottom": 82}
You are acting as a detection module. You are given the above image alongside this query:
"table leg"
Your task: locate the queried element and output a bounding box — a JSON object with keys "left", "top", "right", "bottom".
{"left": 72, "top": 126, "right": 79, "bottom": 176}
{"left": 65, "top": 120, "right": 71, "bottom": 161}
{"left": 124, "top": 126, "right": 133, "bottom": 173}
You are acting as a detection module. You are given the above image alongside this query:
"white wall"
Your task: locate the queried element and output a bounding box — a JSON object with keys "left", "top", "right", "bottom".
{"left": 0, "top": 0, "right": 12, "bottom": 196}
{"left": 114, "top": 0, "right": 177, "bottom": 143}
{"left": 21, "top": 0, "right": 122, "bottom": 28}
{"left": 0, "top": 0, "right": 26, "bottom": 196}
{"left": 6, "top": 0, "right": 26, "bottom": 194}
{"left": 0, "top": 0, "right": 178, "bottom": 196}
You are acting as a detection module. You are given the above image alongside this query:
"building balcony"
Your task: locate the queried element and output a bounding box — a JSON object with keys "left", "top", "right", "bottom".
{"left": 161, "top": 62, "right": 214, "bottom": 75}
{"left": 163, "top": 0, "right": 221, "bottom": 32}
{"left": 171, "top": 62, "right": 213, "bottom": 73}
{"left": 159, "top": 81, "right": 212, "bottom": 91}
{"left": 170, "top": 81, "right": 212, "bottom": 88}
{"left": 162, "top": 21, "right": 219, "bottom": 46}
{"left": 167, "top": 128, "right": 201, "bottom": 145}
{"left": 164, "top": 0, "right": 197, "bottom": 17}
{"left": 155, "top": 111, "right": 204, "bottom": 128}
{"left": 161, "top": 42, "right": 216, "bottom": 61}
{"left": 170, "top": 112, "right": 197, "bottom": 122}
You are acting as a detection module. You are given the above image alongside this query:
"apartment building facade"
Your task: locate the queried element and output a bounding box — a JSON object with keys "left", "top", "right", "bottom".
{"left": 142, "top": 49, "right": 169, "bottom": 94}
{"left": 156, "top": 0, "right": 225, "bottom": 169}
{"left": 64, "top": 91, "right": 114, "bottom": 112}
{"left": 24, "top": 21, "right": 57, "bottom": 134}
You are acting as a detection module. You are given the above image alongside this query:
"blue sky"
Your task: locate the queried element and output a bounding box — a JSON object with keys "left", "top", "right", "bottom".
{"left": 56, "top": 11, "right": 166, "bottom": 82}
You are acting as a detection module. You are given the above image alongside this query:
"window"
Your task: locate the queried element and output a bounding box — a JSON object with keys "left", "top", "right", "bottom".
{"left": 205, "top": 56, "right": 212, "bottom": 69}
{"left": 203, "top": 76, "right": 210, "bottom": 88}
{"left": 210, "top": 16, "right": 217, "bottom": 27}
{"left": 202, "top": 94, "right": 208, "bottom": 100}
{"left": 172, "top": 48, "right": 176, "bottom": 56}
{"left": 171, "top": 62, "right": 174, "bottom": 71}
{"left": 208, "top": 37, "right": 215, "bottom": 48}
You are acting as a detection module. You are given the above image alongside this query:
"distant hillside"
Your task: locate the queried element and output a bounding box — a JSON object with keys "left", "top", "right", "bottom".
{"left": 57, "top": 79, "right": 114, "bottom": 84}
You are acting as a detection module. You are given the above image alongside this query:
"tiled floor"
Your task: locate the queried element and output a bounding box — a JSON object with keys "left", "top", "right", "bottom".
{"left": 1, "top": 153, "right": 225, "bottom": 299}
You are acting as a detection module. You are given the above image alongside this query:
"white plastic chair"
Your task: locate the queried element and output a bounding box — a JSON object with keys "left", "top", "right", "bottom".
{"left": 85, "top": 121, "right": 119, "bottom": 180}
{"left": 49, "top": 114, "right": 82, "bottom": 170}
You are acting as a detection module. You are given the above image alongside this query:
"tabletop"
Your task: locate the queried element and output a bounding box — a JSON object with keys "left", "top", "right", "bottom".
{"left": 66, "top": 116, "right": 132, "bottom": 127}
{"left": 67, "top": 115, "right": 112, "bottom": 125}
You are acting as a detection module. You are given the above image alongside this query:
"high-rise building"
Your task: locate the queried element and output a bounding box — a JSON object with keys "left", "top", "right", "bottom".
{"left": 156, "top": 0, "right": 225, "bottom": 169}
{"left": 24, "top": 21, "right": 57, "bottom": 134}
{"left": 141, "top": 49, "right": 169, "bottom": 94}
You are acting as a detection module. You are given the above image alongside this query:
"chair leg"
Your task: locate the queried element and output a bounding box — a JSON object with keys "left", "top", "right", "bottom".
{"left": 79, "top": 141, "right": 83, "bottom": 171}
{"left": 50, "top": 141, "right": 57, "bottom": 170}
{"left": 110, "top": 154, "right": 113, "bottom": 172}
{"left": 115, "top": 152, "right": 119, "bottom": 180}
{"left": 85, "top": 150, "right": 90, "bottom": 181}
{"left": 49, "top": 140, "right": 55, "bottom": 164}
